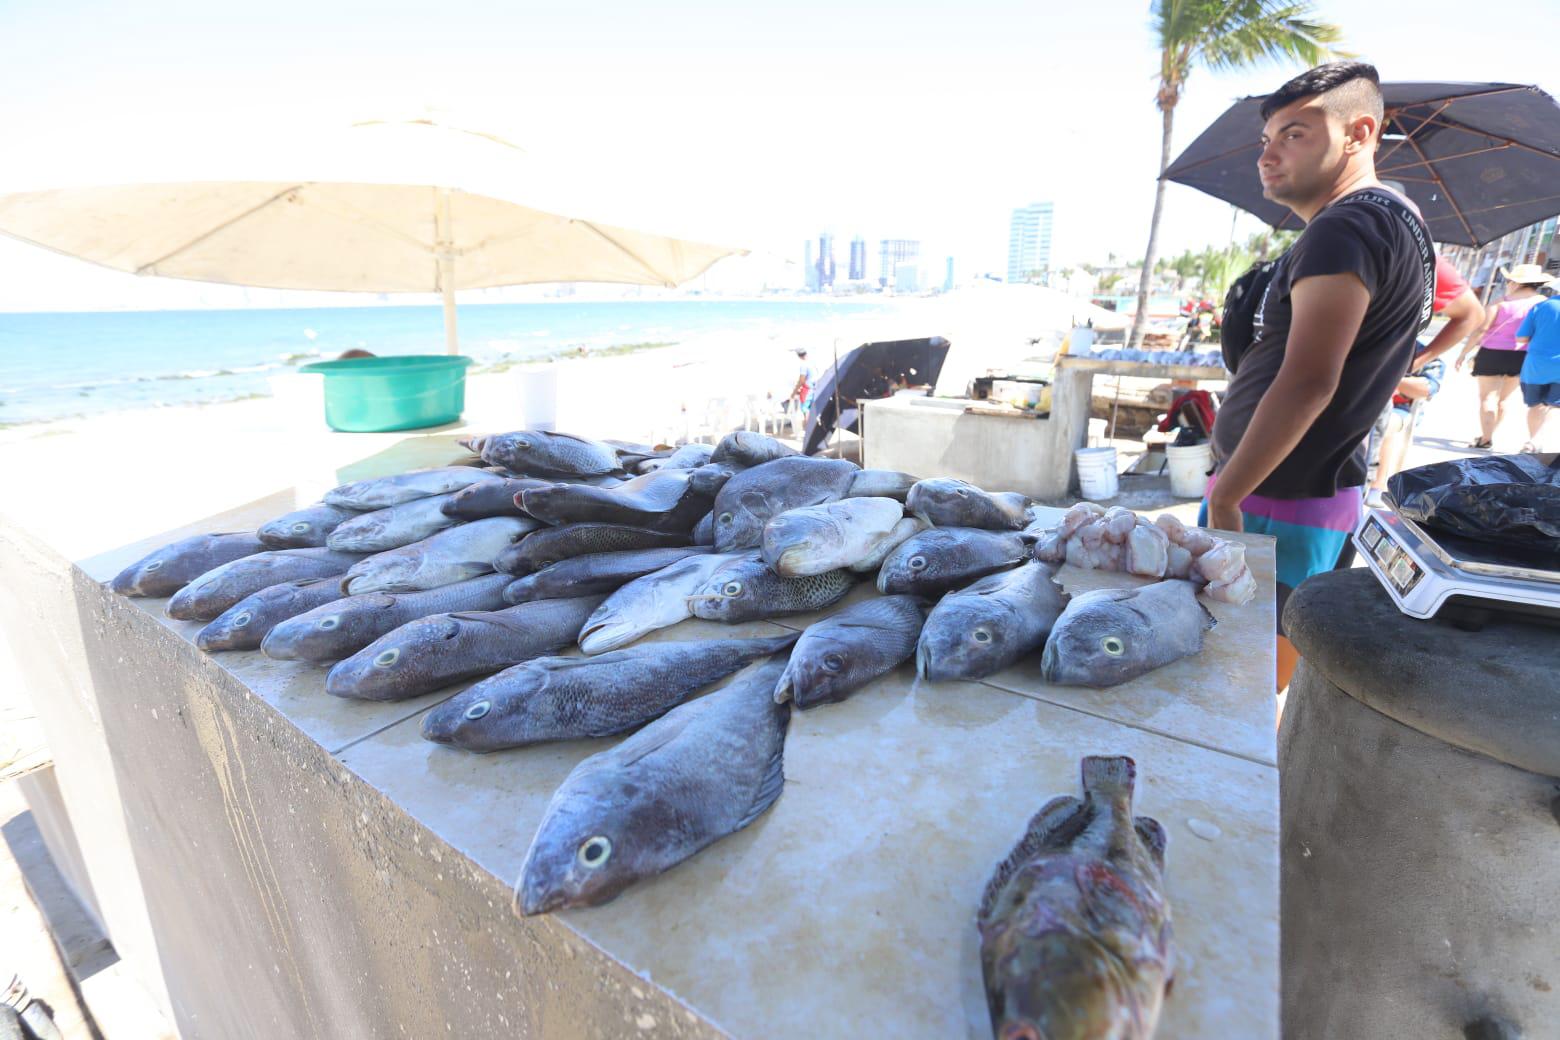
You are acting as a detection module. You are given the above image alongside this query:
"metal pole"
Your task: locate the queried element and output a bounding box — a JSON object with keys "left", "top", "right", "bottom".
{"left": 830, "top": 337, "right": 843, "bottom": 458}
{"left": 438, "top": 189, "right": 459, "bottom": 355}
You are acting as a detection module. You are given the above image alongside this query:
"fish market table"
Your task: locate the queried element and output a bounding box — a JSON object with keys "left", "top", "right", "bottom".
{"left": 0, "top": 436, "right": 1280, "bottom": 1039}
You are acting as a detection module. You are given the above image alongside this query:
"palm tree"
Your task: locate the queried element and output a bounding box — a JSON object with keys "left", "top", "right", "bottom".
{"left": 1126, "top": 0, "right": 1345, "bottom": 350}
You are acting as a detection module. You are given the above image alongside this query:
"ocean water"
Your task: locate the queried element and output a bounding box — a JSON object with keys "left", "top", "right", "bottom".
{"left": 0, "top": 299, "right": 892, "bottom": 426}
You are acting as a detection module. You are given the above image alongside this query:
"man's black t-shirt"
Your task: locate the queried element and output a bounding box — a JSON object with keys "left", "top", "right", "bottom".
{"left": 1211, "top": 187, "right": 1434, "bottom": 498}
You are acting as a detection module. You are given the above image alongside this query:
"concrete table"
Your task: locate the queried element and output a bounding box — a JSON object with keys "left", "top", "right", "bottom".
{"left": 862, "top": 356, "right": 1227, "bottom": 502}
{"left": 1, "top": 437, "right": 1281, "bottom": 1038}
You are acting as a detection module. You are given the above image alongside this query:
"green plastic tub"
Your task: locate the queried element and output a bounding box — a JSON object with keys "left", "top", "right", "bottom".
{"left": 298, "top": 355, "right": 474, "bottom": 432}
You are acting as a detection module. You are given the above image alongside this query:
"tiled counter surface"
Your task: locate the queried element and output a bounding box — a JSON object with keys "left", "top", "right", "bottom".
{"left": 79, "top": 439, "right": 1279, "bottom": 1039}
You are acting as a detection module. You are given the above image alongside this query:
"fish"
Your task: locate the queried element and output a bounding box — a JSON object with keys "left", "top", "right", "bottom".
{"left": 519, "top": 468, "right": 713, "bottom": 532}
{"left": 165, "top": 548, "right": 363, "bottom": 622}
{"left": 260, "top": 573, "right": 512, "bottom": 663}
{"left": 687, "top": 557, "right": 856, "bottom": 623}
{"left": 514, "top": 654, "right": 791, "bottom": 915}
{"left": 503, "top": 546, "right": 712, "bottom": 604}
{"left": 324, "top": 466, "right": 505, "bottom": 510}
{"left": 480, "top": 430, "right": 625, "bottom": 477}
{"left": 325, "top": 495, "right": 462, "bottom": 552}
{"left": 325, "top": 594, "right": 605, "bottom": 701}
{"left": 422, "top": 633, "right": 798, "bottom": 750}
{"left": 692, "top": 511, "right": 715, "bottom": 546}
{"left": 109, "top": 532, "right": 267, "bottom": 597}
{"left": 760, "top": 497, "right": 907, "bottom": 577}
{"left": 441, "top": 477, "right": 555, "bottom": 520}
{"left": 577, "top": 551, "right": 751, "bottom": 655}
{"left": 774, "top": 594, "right": 925, "bottom": 708}
{"left": 876, "top": 528, "right": 1031, "bottom": 597}
{"left": 638, "top": 442, "right": 714, "bottom": 472}
{"left": 195, "top": 576, "right": 346, "bottom": 651}
{"left": 845, "top": 468, "right": 920, "bottom": 501}
{"left": 916, "top": 562, "right": 1069, "bottom": 682}
{"left": 496, "top": 523, "right": 692, "bottom": 577}
{"left": 339, "top": 517, "right": 537, "bottom": 595}
{"left": 710, "top": 430, "right": 799, "bottom": 468}
{"left": 687, "top": 462, "right": 740, "bottom": 498}
{"left": 978, "top": 755, "right": 1173, "bottom": 1040}
{"left": 1040, "top": 579, "right": 1215, "bottom": 688}
{"left": 906, "top": 478, "right": 1030, "bottom": 530}
{"left": 847, "top": 516, "right": 928, "bottom": 573}
{"left": 711, "top": 456, "right": 862, "bottom": 551}
{"left": 256, "top": 503, "right": 360, "bottom": 548}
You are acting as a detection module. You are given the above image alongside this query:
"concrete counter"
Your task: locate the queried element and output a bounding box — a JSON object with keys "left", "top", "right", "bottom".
{"left": 2, "top": 437, "right": 1282, "bottom": 1038}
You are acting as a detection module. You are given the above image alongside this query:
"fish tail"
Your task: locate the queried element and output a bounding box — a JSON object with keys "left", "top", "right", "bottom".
{"left": 1080, "top": 755, "right": 1136, "bottom": 806}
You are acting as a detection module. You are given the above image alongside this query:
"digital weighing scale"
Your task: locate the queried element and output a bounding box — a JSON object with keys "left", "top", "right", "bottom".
{"left": 1354, "top": 496, "right": 1560, "bottom": 627}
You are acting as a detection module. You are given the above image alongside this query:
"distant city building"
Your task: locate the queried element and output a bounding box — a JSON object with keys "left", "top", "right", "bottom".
{"left": 1007, "top": 202, "right": 1054, "bottom": 283}
{"left": 879, "top": 239, "right": 920, "bottom": 288}
{"left": 816, "top": 232, "right": 837, "bottom": 290}
{"left": 943, "top": 257, "right": 955, "bottom": 292}
{"left": 849, "top": 236, "right": 867, "bottom": 281}
{"left": 804, "top": 240, "right": 818, "bottom": 292}
{"left": 893, "top": 260, "right": 921, "bottom": 294}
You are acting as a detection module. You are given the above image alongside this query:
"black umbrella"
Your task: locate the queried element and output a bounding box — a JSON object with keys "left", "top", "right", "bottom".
{"left": 803, "top": 336, "right": 950, "bottom": 456}
{"left": 1164, "top": 82, "right": 1560, "bottom": 246}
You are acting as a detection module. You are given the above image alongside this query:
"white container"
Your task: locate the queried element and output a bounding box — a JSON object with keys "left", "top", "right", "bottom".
{"left": 1166, "top": 441, "right": 1213, "bottom": 499}
{"left": 1075, "top": 446, "right": 1119, "bottom": 500}
{"left": 515, "top": 366, "right": 559, "bottom": 431}
{"left": 1087, "top": 417, "right": 1108, "bottom": 445}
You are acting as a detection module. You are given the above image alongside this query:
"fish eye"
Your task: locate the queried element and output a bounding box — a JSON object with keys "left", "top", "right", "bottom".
{"left": 908, "top": 555, "right": 927, "bottom": 571}
{"left": 1101, "top": 636, "right": 1125, "bottom": 657}
{"left": 374, "top": 648, "right": 399, "bottom": 667}
{"left": 577, "top": 836, "right": 612, "bottom": 868}
{"left": 973, "top": 629, "right": 991, "bottom": 643}
{"left": 232, "top": 611, "right": 252, "bottom": 628}
{"left": 145, "top": 560, "right": 162, "bottom": 571}
{"left": 956, "top": 488, "right": 969, "bottom": 497}
{"left": 513, "top": 438, "right": 530, "bottom": 448}
{"left": 822, "top": 653, "right": 844, "bottom": 673}
{"left": 721, "top": 581, "right": 743, "bottom": 597}
{"left": 463, "top": 700, "right": 491, "bottom": 720}
{"left": 318, "top": 616, "right": 339, "bottom": 630}
{"left": 718, "top": 512, "right": 733, "bottom": 525}
{"left": 291, "top": 521, "right": 310, "bottom": 533}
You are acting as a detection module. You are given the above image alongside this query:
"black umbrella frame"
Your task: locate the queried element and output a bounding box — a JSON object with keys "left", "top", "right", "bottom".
{"left": 802, "top": 337, "right": 950, "bottom": 456}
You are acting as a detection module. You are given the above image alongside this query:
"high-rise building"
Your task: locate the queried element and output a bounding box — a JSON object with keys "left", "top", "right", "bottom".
{"left": 1007, "top": 202, "right": 1054, "bottom": 283}
{"left": 879, "top": 239, "right": 920, "bottom": 288}
{"left": 804, "top": 240, "right": 818, "bottom": 291}
{"left": 849, "top": 236, "right": 867, "bottom": 281}
{"left": 816, "top": 232, "right": 837, "bottom": 290}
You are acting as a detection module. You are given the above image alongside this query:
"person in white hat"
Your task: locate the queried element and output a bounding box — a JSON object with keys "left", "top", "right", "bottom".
{"left": 1453, "top": 262, "right": 1553, "bottom": 449}
{"left": 1514, "top": 274, "right": 1560, "bottom": 452}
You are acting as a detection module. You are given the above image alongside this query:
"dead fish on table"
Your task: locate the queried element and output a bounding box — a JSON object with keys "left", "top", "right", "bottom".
{"left": 339, "top": 517, "right": 538, "bottom": 595}
{"left": 441, "top": 477, "right": 555, "bottom": 520}
{"left": 515, "top": 654, "right": 791, "bottom": 915}
{"left": 324, "top": 466, "right": 505, "bottom": 510}
{"left": 503, "top": 546, "right": 712, "bottom": 604}
{"left": 422, "top": 632, "right": 797, "bottom": 750}
{"left": 979, "top": 755, "right": 1173, "bottom": 1040}
{"left": 692, "top": 511, "right": 715, "bottom": 545}
{"left": 710, "top": 456, "right": 859, "bottom": 551}
{"left": 326, "top": 594, "right": 605, "bottom": 701}
{"left": 257, "top": 502, "right": 361, "bottom": 548}
{"left": 760, "top": 497, "right": 908, "bottom": 577}
{"left": 109, "top": 532, "right": 267, "bottom": 597}
{"left": 876, "top": 528, "right": 1031, "bottom": 597}
{"left": 687, "top": 556, "right": 856, "bottom": 624}
{"left": 325, "top": 494, "right": 463, "bottom": 552}
{"left": 917, "top": 562, "right": 1069, "bottom": 682}
{"left": 774, "top": 594, "right": 926, "bottom": 708}
{"left": 261, "top": 573, "right": 512, "bottom": 663}
{"left": 907, "top": 478, "right": 1030, "bottom": 531}
{"left": 519, "top": 468, "right": 714, "bottom": 533}
{"left": 637, "top": 441, "right": 714, "bottom": 472}
{"left": 577, "top": 551, "right": 751, "bottom": 655}
{"left": 195, "top": 576, "right": 346, "bottom": 651}
{"left": 710, "top": 430, "right": 798, "bottom": 468}
{"left": 166, "top": 548, "right": 363, "bottom": 622}
{"left": 1040, "top": 579, "right": 1214, "bottom": 688}
{"left": 480, "top": 430, "right": 626, "bottom": 477}
{"left": 496, "top": 522, "right": 692, "bottom": 577}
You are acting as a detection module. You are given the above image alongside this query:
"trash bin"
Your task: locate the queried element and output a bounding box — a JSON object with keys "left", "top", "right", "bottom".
{"left": 1279, "top": 569, "right": 1559, "bottom": 1040}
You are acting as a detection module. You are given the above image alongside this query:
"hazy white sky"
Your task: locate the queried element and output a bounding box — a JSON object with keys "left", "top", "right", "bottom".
{"left": 0, "top": 0, "right": 1554, "bottom": 310}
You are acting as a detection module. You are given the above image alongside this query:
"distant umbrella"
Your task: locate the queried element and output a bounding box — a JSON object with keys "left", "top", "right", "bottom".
{"left": 803, "top": 337, "right": 950, "bottom": 456}
{"left": 1164, "top": 82, "right": 1560, "bottom": 246}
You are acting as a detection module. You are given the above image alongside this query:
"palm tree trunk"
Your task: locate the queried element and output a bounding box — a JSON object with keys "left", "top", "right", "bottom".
{"left": 1127, "top": 103, "right": 1177, "bottom": 351}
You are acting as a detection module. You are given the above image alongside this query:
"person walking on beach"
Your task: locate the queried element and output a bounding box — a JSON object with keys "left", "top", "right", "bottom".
{"left": 1514, "top": 281, "right": 1560, "bottom": 452}
{"left": 1453, "top": 264, "right": 1551, "bottom": 448}
{"left": 788, "top": 348, "right": 816, "bottom": 413}
{"left": 1204, "top": 62, "right": 1434, "bottom": 691}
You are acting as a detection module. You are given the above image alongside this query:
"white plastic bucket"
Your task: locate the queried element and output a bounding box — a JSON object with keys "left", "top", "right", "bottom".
{"left": 1166, "top": 442, "right": 1213, "bottom": 499}
{"left": 1075, "top": 446, "right": 1119, "bottom": 500}
{"left": 515, "top": 366, "right": 559, "bottom": 432}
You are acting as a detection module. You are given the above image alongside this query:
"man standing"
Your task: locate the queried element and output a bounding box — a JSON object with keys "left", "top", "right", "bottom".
{"left": 789, "top": 348, "right": 816, "bottom": 413}
{"left": 1514, "top": 282, "right": 1560, "bottom": 452}
{"left": 1205, "top": 62, "right": 1434, "bottom": 689}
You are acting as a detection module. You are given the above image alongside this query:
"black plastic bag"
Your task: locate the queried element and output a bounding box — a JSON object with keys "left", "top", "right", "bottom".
{"left": 1388, "top": 454, "right": 1560, "bottom": 550}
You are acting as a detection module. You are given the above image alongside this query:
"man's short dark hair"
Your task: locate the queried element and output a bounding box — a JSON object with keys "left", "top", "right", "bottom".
{"left": 1260, "top": 61, "right": 1384, "bottom": 132}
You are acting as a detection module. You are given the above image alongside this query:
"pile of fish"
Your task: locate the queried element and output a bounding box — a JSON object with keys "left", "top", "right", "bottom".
{"left": 108, "top": 431, "right": 1242, "bottom": 920}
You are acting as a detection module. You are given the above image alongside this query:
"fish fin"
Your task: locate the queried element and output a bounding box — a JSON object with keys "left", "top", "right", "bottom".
{"left": 1134, "top": 815, "right": 1168, "bottom": 870}
{"left": 734, "top": 713, "right": 790, "bottom": 831}
{"left": 1197, "top": 598, "right": 1217, "bottom": 631}
{"left": 1080, "top": 755, "right": 1136, "bottom": 804}
{"left": 847, "top": 469, "right": 917, "bottom": 501}
{"left": 978, "top": 795, "right": 1090, "bottom": 923}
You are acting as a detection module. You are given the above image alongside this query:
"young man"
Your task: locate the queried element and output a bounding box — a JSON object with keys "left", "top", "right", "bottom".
{"left": 1204, "top": 62, "right": 1434, "bottom": 689}
{"left": 1514, "top": 283, "right": 1560, "bottom": 452}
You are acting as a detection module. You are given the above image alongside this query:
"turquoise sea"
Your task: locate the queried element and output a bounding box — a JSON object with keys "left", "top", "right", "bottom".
{"left": 0, "top": 299, "right": 892, "bottom": 426}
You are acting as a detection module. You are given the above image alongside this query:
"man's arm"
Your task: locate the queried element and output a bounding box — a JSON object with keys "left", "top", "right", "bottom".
{"left": 1416, "top": 288, "right": 1483, "bottom": 368}
{"left": 1207, "top": 273, "right": 1371, "bottom": 532}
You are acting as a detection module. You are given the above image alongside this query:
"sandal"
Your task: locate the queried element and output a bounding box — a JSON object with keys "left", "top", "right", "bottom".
{"left": 1520, "top": 441, "right": 1539, "bottom": 454}
{"left": 1470, "top": 437, "right": 1492, "bottom": 449}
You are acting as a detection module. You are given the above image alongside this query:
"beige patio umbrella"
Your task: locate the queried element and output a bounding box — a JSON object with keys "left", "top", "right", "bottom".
{"left": 0, "top": 121, "right": 746, "bottom": 353}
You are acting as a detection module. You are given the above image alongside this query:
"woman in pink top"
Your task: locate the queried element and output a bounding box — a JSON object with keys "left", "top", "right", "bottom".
{"left": 1455, "top": 263, "right": 1550, "bottom": 448}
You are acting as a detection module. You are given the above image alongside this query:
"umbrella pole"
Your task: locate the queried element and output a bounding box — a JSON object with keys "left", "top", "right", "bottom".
{"left": 438, "top": 188, "right": 460, "bottom": 355}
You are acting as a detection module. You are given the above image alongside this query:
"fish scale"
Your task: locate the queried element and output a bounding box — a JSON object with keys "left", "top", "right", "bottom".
{"left": 688, "top": 558, "right": 856, "bottom": 623}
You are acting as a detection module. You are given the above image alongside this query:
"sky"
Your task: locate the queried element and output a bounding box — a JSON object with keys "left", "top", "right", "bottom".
{"left": 0, "top": 0, "right": 1555, "bottom": 310}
